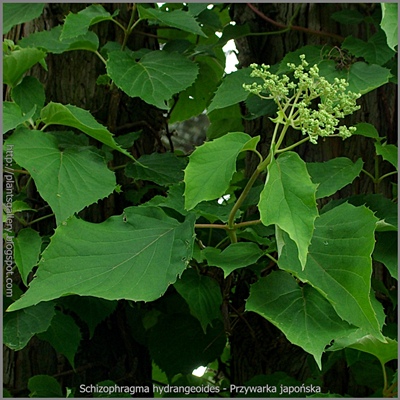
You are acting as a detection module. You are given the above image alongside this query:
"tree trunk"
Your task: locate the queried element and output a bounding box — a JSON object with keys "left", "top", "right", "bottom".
{"left": 229, "top": 2, "right": 397, "bottom": 390}
{"left": 4, "top": 4, "right": 160, "bottom": 396}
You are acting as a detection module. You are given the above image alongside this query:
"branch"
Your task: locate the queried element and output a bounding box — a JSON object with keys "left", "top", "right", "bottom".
{"left": 246, "top": 3, "right": 345, "bottom": 43}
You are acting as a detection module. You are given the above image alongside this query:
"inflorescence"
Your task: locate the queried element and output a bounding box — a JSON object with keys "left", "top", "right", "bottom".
{"left": 243, "top": 55, "right": 361, "bottom": 144}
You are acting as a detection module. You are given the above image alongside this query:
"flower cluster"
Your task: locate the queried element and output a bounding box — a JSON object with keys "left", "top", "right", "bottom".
{"left": 243, "top": 55, "right": 361, "bottom": 144}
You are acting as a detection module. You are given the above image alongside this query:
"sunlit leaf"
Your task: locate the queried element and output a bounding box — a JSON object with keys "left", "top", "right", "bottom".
{"left": 6, "top": 128, "right": 116, "bottom": 224}
{"left": 278, "top": 202, "right": 383, "bottom": 340}
{"left": 258, "top": 152, "right": 318, "bottom": 269}
{"left": 138, "top": 5, "right": 206, "bottom": 37}
{"left": 106, "top": 50, "right": 199, "bottom": 109}
{"left": 184, "top": 132, "right": 256, "bottom": 210}
{"left": 3, "top": 3, "right": 45, "bottom": 35}
{"left": 7, "top": 207, "right": 195, "bottom": 311}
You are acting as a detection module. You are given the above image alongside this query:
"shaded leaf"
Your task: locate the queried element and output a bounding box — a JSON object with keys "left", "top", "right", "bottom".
{"left": 306, "top": 157, "right": 363, "bottom": 199}
{"left": 318, "top": 60, "right": 391, "bottom": 95}
{"left": 59, "top": 296, "right": 118, "bottom": 339}
{"left": 138, "top": 5, "right": 206, "bottom": 37}
{"left": 40, "top": 102, "right": 133, "bottom": 159}
{"left": 125, "top": 152, "right": 187, "bottom": 186}
{"left": 258, "top": 152, "right": 318, "bottom": 269}
{"left": 37, "top": 311, "right": 81, "bottom": 368}
{"left": 246, "top": 271, "right": 357, "bottom": 369}
{"left": 203, "top": 242, "right": 264, "bottom": 278}
{"left": 278, "top": 45, "right": 325, "bottom": 74}
{"left": 11, "top": 76, "right": 45, "bottom": 119}
{"left": 353, "top": 122, "right": 380, "bottom": 140}
{"left": 207, "top": 104, "right": 243, "bottom": 140}
{"left": 149, "top": 313, "right": 225, "bottom": 378}
{"left": 3, "top": 302, "right": 55, "bottom": 351}
{"left": 381, "top": 3, "right": 398, "bottom": 51}
{"left": 28, "top": 375, "right": 63, "bottom": 398}
{"left": 14, "top": 228, "right": 42, "bottom": 286}
{"left": 375, "top": 142, "right": 398, "bottom": 170}
{"left": 343, "top": 31, "right": 396, "bottom": 66}
{"left": 3, "top": 102, "right": 35, "bottom": 134}
{"left": 184, "top": 132, "right": 254, "bottom": 210}
{"left": 6, "top": 128, "right": 116, "bottom": 224}
{"left": 7, "top": 207, "right": 195, "bottom": 311}
{"left": 3, "top": 3, "right": 45, "bottom": 35}
{"left": 278, "top": 202, "right": 384, "bottom": 340}
{"left": 374, "top": 231, "right": 397, "bottom": 280}
{"left": 331, "top": 9, "right": 365, "bottom": 25}
{"left": 174, "top": 269, "right": 222, "bottom": 332}
{"left": 169, "top": 58, "right": 222, "bottom": 123}
{"left": 106, "top": 50, "right": 199, "bottom": 110}
{"left": 3, "top": 47, "right": 46, "bottom": 88}
{"left": 19, "top": 25, "right": 99, "bottom": 53}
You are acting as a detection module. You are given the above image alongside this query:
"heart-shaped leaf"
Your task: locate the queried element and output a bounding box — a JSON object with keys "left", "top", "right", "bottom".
{"left": 106, "top": 50, "right": 199, "bottom": 109}
{"left": 6, "top": 128, "right": 116, "bottom": 224}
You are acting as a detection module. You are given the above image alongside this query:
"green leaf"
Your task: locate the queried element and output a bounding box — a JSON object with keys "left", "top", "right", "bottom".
{"left": 149, "top": 313, "right": 225, "bottom": 378}
{"left": 246, "top": 271, "right": 357, "bottom": 369}
{"left": 278, "top": 202, "right": 383, "bottom": 340}
{"left": 40, "top": 102, "right": 133, "bottom": 159}
{"left": 374, "top": 232, "right": 397, "bottom": 280}
{"left": 19, "top": 25, "right": 99, "bottom": 54}
{"left": 7, "top": 207, "right": 195, "bottom": 311}
{"left": 277, "top": 45, "right": 325, "bottom": 74}
{"left": 3, "top": 47, "right": 46, "bottom": 88}
{"left": 3, "top": 3, "right": 45, "bottom": 35}
{"left": 37, "top": 311, "right": 81, "bottom": 368}
{"left": 3, "top": 102, "right": 35, "bottom": 134}
{"left": 59, "top": 296, "right": 117, "bottom": 339}
{"left": 208, "top": 68, "right": 257, "bottom": 113}
{"left": 61, "top": 4, "right": 114, "bottom": 40}
{"left": 169, "top": 58, "right": 222, "bottom": 123}
{"left": 11, "top": 76, "right": 45, "bottom": 119}
{"left": 381, "top": 3, "right": 398, "bottom": 51}
{"left": 6, "top": 128, "right": 116, "bottom": 224}
{"left": 353, "top": 122, "right": 380, "bottom": 140}
{"left": 330, "top": 9, "right": 365, "bottom": 25}
{"left": 28, "top": 375, "right": 63, "bottom": 398}
{"left": 318, "top": 60, "right": 391, "bottom": 95}
{"left": 125, "top": 152, "right": 187, "bottom": 186}
{"left": 174, "top": 269, "right": 222, "bottom": 333}
{"left": 207, "top": 104, "right": 244, "bottom": 140}
{"left": 138, "top": 5, "right": 206, "bottom": 37}
{"left": 330, "top": 332, "right": 397, "bottom": 366}
{"left": 203, "top": 242, "right": 264, "bottom": 278}
{"left": 106, "top": 50, "right": 199, "bottom": 110}
{"left": 258, "top": 152, "right": 318, "bottom": 270}
{"left": 306, "top": 158, "right": 363, "bottom": 199}
{"left": 14, "top": 228, "right": 42, "bottom": 286}
{"left": 375, "top": 142, "right": 398, "bottom": 170}
{"left": 3, "top": 302, "right": 55, "bottom": 351}
{"left": 343, "top": 31, "right": 396, "bottom": 66}
{"left": 184, "top": 132, "right": 254, "bottom": 210}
